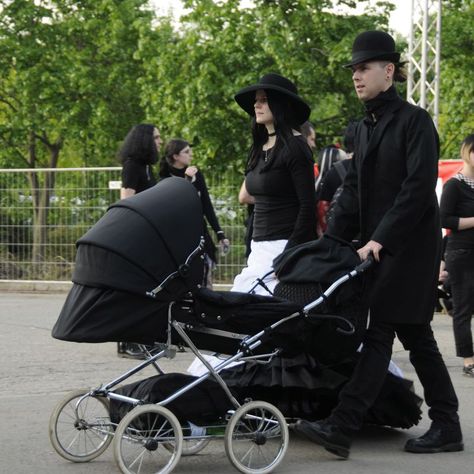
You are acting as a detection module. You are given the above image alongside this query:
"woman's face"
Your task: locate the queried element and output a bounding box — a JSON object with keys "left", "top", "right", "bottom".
{"left": 254, "top": 89, "right": 273, "bottom": 126}
{"left": 173, "top": 145, "right": 193, "bottom": 169}
{"left": 153, "top": 128, "right": 162, "bottom": 150}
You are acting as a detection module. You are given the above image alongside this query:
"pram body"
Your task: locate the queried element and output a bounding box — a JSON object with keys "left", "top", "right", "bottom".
{"left": 50, "top": 178, "right": 420, "bottom": 474}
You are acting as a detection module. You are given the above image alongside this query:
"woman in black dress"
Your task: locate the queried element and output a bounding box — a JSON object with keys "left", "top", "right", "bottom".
{"left": 159, "top": 138, "right": 230, "bottom": 289}
{"left": 231, "top": 73, "right": 317, "bottom": 294}
{"left": 117, "top": 123, "right": 162, "bottom": 358}
{"left": 440, "top": 134, "right": 474, "bottom": 377}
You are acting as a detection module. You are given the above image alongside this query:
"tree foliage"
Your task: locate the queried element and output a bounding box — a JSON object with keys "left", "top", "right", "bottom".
{"left": 438, "top": 0, "right": 474, "bottom": 158}
{"left": 0, "top": 0, "right": 154, "bottom": 263}
{"left": 0, "top": 0, "right": 154, "bottom": 169}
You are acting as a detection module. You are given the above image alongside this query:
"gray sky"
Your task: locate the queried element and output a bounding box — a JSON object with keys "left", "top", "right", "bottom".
{"left": 152, "top": 0, "right": 412, "bottom": 37}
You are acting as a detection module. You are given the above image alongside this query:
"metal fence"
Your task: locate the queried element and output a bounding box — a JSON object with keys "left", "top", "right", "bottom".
{"left": 0, "top": 167, "right": 247, "bottom": 284}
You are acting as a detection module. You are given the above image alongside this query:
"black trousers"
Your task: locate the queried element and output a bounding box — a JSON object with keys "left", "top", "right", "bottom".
{"left": 445, "top": 248, "right": 474, "bottom": 358}
{"left": 330, "top": 320, "right": 459, "bottom": 432}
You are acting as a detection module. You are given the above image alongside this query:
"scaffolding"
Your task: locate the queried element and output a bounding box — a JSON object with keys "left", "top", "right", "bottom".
{"left": 407, "top": 0, "right": 442, "bottom": 127}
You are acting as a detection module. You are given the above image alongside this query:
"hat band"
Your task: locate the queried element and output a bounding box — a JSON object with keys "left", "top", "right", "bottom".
{"left": 351, "top": 50, "right": 400, "bottom": 63}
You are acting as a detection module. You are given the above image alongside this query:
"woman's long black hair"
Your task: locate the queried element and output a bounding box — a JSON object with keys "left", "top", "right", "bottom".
{"left": 117, "top": 124, "right": 158, "bottom": 165}
{"left": 246, "top": 89, "right": 301, "bottom": 172}
{"left": 159, "top": 138, "right": 190, "bottom": 178}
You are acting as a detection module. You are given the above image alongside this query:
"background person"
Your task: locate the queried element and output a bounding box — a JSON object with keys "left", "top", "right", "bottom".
{"left": 440, "top": 133, "right": 474, "bottom": 376}
{"left": 301, "top": 121, "right": 317, "bottom": 151}
{"left": 231, "top": 73, "right": 317, "bottom": 295}
{"left": 159, "top": 138, "right": 230, "bottom": 289}
{"left": 117, "top": 123, "right": 162, "bottom": 358}
{"left": 294, "top": 30, "right": 462, "bottom": 458}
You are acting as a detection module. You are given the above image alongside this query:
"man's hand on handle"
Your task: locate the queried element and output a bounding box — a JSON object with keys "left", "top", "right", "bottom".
{"left": 357, "top": 240, "right": 383, "bottom": 262}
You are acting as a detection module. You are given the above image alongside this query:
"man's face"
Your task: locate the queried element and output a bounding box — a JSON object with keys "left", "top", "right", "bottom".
{"left": 351, "top": 61, "right": 392, "bottom": 101}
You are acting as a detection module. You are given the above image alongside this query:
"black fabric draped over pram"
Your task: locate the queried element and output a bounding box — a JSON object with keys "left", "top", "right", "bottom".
{"left": 53, "top": 177, "right": 422, "bottom": 430}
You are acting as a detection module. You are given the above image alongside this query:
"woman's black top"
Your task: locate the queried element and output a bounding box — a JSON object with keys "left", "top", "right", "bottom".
{"left": 440, "top": 176, "right": 474, "bottom": 250}
{"left": 245, "top": 135, "right": 316, "bottom": 248}
{"left": 121, "top": 160, "right": 156, "bottom": 193}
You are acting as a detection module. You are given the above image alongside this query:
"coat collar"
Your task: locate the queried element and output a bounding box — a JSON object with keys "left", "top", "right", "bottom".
{"left": 362, "top": 96, "right": 403, "bottom": 160}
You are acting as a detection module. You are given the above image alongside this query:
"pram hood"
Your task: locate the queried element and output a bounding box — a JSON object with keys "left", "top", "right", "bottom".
{"left": 73, "top": 177, "right": 204, "bottom": 298}
{"left": 52, "top": 178, "right": 205, "bottom": 344}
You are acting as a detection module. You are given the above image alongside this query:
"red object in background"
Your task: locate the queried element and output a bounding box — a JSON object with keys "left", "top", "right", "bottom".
{"left": 437, "top": 160, "right": 463, "bottom": 202}
{"left": 437, "top": 160, "right": 463, "bottom": 236}
{"left": 438, "top": 160, "right": 463, "bottom": 184}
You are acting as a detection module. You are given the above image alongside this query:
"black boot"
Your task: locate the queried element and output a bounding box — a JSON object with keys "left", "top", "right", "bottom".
{"left": 405, "top": 423, "right": 463, "bottom": 453}
{"left": 292, "top": 419, "right": 352, "bottom": 459}
{"left": 117, "top": 342, "right": 146, "bottom": 359}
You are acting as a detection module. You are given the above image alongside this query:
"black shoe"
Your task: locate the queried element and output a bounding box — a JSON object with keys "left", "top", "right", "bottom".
{"left": 292, "top": 419, "right": 351, "bottom": 459}
{"left": 463, "top": 364, "right": 474, "bottom": 377}
{"left": 405, "top": 424, "right": 463, "bottom": 453}
{"left": 117, "top": 343, "right": 147, "bottom": 360}
{"left": 439, "top": 298, "right": 453, "bottom": 317}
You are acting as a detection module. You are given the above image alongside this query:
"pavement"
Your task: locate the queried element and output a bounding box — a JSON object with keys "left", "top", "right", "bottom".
{"left": 0, "top": 291, "right": 472, "bottom": 474}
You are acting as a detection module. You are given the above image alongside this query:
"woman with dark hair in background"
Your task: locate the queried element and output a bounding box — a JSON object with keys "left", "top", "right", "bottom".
{"left": 231, "top": 73, "right": 316, "bottom": 294}
{"left": 159, "top": 139, "right": 229, "bottom": 289}
{"left": 440, "top": 133, "right": 474, "bottom": 377}
{"left": 119, "top": 124, "right": 161, "bottom": 198}
{"left": 117, "top": 123, "right": 162, "bottom": 358}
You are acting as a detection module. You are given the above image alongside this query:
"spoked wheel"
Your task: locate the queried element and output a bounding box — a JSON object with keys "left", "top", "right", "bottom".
{"left": 225, "top": 401, "right": 289, "bottom": 474}
{"left": 49, "top": 389, "right": 113, "bottom": 462}
{"left": 164, "top": 421, "right": 211, "bottom": 456}
{"left": 113, "top": 404, "right": 183, "bottom": 474}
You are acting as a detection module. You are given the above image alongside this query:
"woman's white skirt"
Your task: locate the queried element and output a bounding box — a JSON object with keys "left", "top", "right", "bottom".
{"left": 231, "top": 239, "right": 287, "bottom": 295}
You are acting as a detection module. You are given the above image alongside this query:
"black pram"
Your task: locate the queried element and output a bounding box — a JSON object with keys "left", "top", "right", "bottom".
{"left": 50, "top": 178, "right": 421, "bottom": 474}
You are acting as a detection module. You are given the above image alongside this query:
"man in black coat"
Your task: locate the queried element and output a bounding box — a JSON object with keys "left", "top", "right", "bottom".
{"left": 294, "top": 30, "right": 463, "bottom": 458}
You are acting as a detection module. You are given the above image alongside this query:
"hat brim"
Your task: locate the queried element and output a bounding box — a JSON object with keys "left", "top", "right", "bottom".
{"left": 343, "top": 51, "right": 401, "bottom": 68}
{"left": 234, "top": 83, "right": 311, "bottom": 125}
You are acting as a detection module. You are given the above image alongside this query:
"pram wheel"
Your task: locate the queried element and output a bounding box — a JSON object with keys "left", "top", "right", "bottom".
{"left": 163, "top": 421, "right": 211, "bottom": 456}
{"left": 225, "top": 401, "right": 289, "bottom": 474}
{"left": 113, "top": 404, "right": 183, "bottom": 474}
{"left": 49, "top": 389, "right": 113, "bottom": 462}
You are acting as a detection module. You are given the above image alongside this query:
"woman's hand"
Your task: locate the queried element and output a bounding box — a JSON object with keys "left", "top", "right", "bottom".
{"left": 185, "top": 166, "right": 198, "bottom": 181}
{"left": 219, "top": 238, "right": 230, "bottom": 256}
{"left": 357, "top": 240, "right": 383, "bottom": 262}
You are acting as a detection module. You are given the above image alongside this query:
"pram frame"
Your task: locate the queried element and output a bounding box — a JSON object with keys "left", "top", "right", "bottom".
{"left": 49, "top": 257, "right": 373, "bottom": 474}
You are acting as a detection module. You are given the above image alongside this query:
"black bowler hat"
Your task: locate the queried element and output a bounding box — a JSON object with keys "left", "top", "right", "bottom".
{"left": 234, "top": 73, "right": 311, "bottom": 125}
{"left": 344, "top": 30, "right": 401, "bottom": 68}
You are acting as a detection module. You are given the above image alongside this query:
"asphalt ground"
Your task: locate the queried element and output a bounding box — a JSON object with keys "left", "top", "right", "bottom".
{"left": 0, "top": 291, "right": 472, "bottom": 474}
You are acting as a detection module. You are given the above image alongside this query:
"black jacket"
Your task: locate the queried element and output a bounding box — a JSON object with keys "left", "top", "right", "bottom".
{"left": 328, "top": 95, "right": 441, "bottom": 324}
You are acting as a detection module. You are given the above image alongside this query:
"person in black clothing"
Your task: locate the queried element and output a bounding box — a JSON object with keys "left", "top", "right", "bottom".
{"left": 117, "top": 123, "right": 162, "bottom": 358}
{"left": 231, "top": 73, "right": 316, "bottom": 294}
{"left": 316, "top": 121, "right": 357, "bottom": 236}
{"left": 294, "top": 30, "right": 462, "bottom": 458}
{"left": 119, "top": 124, "right": 161, "bottom": 198}
{"left": 159, "top": 138, "right": 229, "bottom": 289}
{"left": 440, "top": 134, "right": 474, "bottom": 377}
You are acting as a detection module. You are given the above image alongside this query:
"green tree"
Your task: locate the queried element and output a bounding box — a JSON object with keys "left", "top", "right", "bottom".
{"left": 438, "top": 0, "right": 474, "bottom": 158}
{"left": 0, "top": 0, "right": 154, "bottom": 265}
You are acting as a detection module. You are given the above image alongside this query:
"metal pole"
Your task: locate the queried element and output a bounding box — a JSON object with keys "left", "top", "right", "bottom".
{"left": 407, "top": 0, "right": 415, "bottom": 103}
{"left": 420, "top": 0, "right": 429, "bottom": 109}
{"left": 434, "top": 0, "right": 442, "bottom": 128}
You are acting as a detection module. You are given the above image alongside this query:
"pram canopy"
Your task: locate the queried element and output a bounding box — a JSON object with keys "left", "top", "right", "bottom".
{"left": 73, "top": 177, "right": 204, "bottom": 297}
{"left": 53, "top": 178, "right": 206, "bottom": 343}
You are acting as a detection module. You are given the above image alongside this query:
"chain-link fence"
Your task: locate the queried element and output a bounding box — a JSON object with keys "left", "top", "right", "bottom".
{"left": 0, "top": 167, "right": 247, "bottom": 285}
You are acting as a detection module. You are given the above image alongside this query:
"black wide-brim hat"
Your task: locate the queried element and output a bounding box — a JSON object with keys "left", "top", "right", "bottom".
{"left": 344, "top": 30, "right": 401, "bottom": 67}
{"left": 234, "top": 73, "right": 311, "bottom": 125}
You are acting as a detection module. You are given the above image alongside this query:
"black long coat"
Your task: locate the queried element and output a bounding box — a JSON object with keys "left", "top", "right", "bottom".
{"left": 328, "top": 95, "right": 441, "bottom": 324}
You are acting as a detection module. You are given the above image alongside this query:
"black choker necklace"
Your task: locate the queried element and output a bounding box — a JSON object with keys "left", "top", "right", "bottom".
{"left": 268, "top": 131, "right": 276, "bottom": 137}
